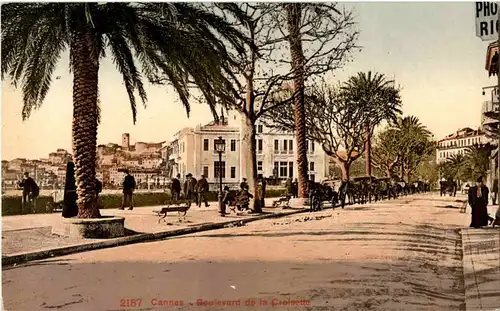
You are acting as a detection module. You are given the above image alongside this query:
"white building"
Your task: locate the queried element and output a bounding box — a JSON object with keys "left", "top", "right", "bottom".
{"left": 168, "top": 110, "right": 328, "bottom": 187}
{"left": 436, "top": 127, "right": 489, "bottom": 164}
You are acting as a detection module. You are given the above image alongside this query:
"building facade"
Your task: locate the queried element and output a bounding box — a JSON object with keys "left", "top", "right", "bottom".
{"left": 435, "top": 127, "right": 489, "bottom": 164}
{"left": 168, "top": 110, "right": 328, "bottom": 187}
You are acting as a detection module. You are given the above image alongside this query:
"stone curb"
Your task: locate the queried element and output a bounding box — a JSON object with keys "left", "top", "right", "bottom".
{"left": 2, "top": 208, "right": 308, "bottom": 267}
{"left": 460, "top": 228, "right": 500, "bottom": 311}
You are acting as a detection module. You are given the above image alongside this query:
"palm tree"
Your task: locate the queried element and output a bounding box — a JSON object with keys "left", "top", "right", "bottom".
{"left": 341, "top": 71, "right": 402, "bottom": 177}
{"left": 392, "top": 116, "right": 432, "bottom": 181}
{"left": 445, "top": 154, "right": 466, "bottom": 185}
{"left": 464, "top": 143, "right": 495, "bottom": 181}
{"left": 2, "top": 3, "right": 247, "bottom": 218}
{"left": 285, "top": 3, "right": 309, "bottom": 199}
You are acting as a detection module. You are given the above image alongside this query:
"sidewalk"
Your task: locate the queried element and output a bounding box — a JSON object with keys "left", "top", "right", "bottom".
{"left": 461, "top": 203, "right": 500, "bottom": 311}
{"left": 2, "top": 198, "right": 305, "bottom": 259}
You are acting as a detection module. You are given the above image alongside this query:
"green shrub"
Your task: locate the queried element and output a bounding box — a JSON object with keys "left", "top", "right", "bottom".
{"left": 98, "top": 192, "right": 172, "bottom": 209}
{"left": 2, "top": 188, "right": 288, "bottom": 216}
{"left": 2, "top": 195, "right": 54, "bottom": 216}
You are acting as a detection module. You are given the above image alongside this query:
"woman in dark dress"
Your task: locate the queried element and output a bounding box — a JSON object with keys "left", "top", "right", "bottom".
{"left": 468, "top": 176, "right": 489, "bottom": 228}
{"left": 62, "top": 162, "right": 78, "bottom": 218}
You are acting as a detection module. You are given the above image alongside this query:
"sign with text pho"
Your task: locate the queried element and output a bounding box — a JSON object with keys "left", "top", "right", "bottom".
{"left": 476, "top": 2, "right": 499, "bottom": 41}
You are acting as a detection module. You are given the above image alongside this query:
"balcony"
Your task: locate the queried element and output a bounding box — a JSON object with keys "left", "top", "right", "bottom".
{"left": 482, "top": 101, "right": 499, "bottom": 128}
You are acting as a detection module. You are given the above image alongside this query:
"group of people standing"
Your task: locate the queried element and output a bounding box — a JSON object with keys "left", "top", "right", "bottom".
{"left": 170, "top": 173, "right": 210, "bottom": 208}
{"left": 169, "top": 173, "right": 268, "bottom": 214}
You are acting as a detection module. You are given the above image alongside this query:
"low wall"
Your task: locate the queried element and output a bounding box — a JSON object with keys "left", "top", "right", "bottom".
{"left": 2, "top": 189, "right": 288, "bottom": 216}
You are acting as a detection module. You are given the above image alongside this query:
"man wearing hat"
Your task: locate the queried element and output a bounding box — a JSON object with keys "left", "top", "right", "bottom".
{"left": 18, "top": 172, "right": 39, "bottom": 213}
{"left": 468, "top": 176, "right": 490, "bottom": 228}
{"left": 240, "top": 178, "right": 248, "bottom": 190}
{"left": 196, "top": 174, "right": 210, "bottom": 208}
{"left": 183, "top": 173, "right": 197, "bottom": 206}
{"left": 120, "top": 169, "right": 136, "bottom": 210}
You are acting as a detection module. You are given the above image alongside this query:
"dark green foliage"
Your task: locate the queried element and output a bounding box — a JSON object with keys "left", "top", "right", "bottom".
{"left": 1, "top": 190, "right": 288, "bottom": 216}
{"left": 1, "top": 2, "right": 248, "bottom": 123}
{"left": 2, "top": 195, "right": 55, "bottom": 216}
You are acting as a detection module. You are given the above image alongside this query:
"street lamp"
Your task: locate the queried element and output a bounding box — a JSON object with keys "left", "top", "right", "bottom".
{"left": 214, "top": 136, "right": 226, "bottom": 216}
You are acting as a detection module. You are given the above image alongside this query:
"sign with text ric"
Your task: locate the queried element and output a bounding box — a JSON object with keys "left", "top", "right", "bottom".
{"left": 476, "top": 2, "right": 499, "bottom": 41}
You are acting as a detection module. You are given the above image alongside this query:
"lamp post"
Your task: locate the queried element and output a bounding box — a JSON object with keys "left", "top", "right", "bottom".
{"left": 214, "top": 136, "right": 226, "bottom": 216}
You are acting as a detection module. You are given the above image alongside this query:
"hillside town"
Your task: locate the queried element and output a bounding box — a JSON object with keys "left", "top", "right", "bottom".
{"left": 2, "top": 110, "right": 329, "bottom": 192}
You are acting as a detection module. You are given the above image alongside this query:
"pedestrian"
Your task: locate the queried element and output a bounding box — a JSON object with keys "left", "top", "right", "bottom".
{"left": 95, "top": 178, "right": 102, "bottom": 199}
{"left": 183, "top": 173, "right": 197, "bottom": 206}
{"left": 468, "top": 176, "right": 490, "bottom": 228}
{"left": 171, "top": 174, "right": 181, "bottom": 202}
{"left": 492, "top": 178, "right": 498, "bottom": 205}
{"left": 240, "top": 178, "right": 248, "bottom": 190}
{"left": 18, "top": 172, "right": 39, "bottom": 214}
{"left": 257, "top": 174, "right": 266, "bottom": 208}
{"left": 292, "top": 178, "right": 298, "bottom": 198}
{"left": 285, "top": 177, "right": 293, "bottom": 197}
{"left": 120, "top": 169, "right": 136, "bottom": 210}
{"left": 197, "top": 174, "right": 210, "bottom": 207}
{"left": 62, "top": 162, "right": 78, "bottom": 218}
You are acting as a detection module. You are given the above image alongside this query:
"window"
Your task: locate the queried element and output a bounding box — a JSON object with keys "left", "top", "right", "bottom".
{"left": 203, "top": 139, "right": 209, "bottom": 151}
{"left": 289, "top": 140, "right": 293, "bottom": 153}
{"left": 283, "top": 140, "right": 287, "bottom": 153}
{"left": 310, "top": 162, "right": 315, "bottom": 171}
{"left": 214, "top": 139, "right": 226, "bottom": 151}
{"left": 258, "top": 125, "right": 263, "bottom": 133}
{"left": 257, "top": 161, "right": 263, "bottom": 171}
{"left": 468, "top": 138, "right": 470, "bottom": 145}
{"left": 258, "top": 139, "right": 263, "bottom": 154}
{"left": 230, "top": 167, "right": 236, "bottom": 179}
{"left": 231, "top": 139, "right": 236, "bottom": 152}
{"left": 274, "top": 162, "right": 279, "bottom": 177}
{"left": 214, "top": 161, "right": 226, "bottom": 178}
{"left": 279, "top": 162, "right": 288, "bottom": 177}
{"left": 311, "top": 141, "right": 315, "bottom": 152}
{"left": 203, "top": 166, "right": 209, "bottom": 178}
{"left": 274, "top": 140, "right": 279, "bottom": 152}
{"left": 310, "top": 174, "right": 315, "bottom": 182}
{"left": 306, "top": 140, "right": 309, "bottom": 151}
{"left": 289, "top": 162, "right": 293, "bottom": 178}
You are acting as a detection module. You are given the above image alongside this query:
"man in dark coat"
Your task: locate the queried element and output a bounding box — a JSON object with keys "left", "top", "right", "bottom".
{"left": 171, "top": 174, "right": 181, "bottom": 201}
{"left": 183, "top": 173, "right": 197, "bottom": 206}
{"left": 285, "top": 178, "right": 293, "bottom": 197}
{"left": 292, "top": 178, "right": 298, "bottom": 198}
{"left": 120, "top": 169, "right": 136, "bottom": 210}
{"left": 257, "top": 174, "right": 267, "bottom": 208}
{"left": 468, "top": 176, "right": 490, "bottom": 228}
{"left": 196, "top": 174, "right": 210, "bottom": 207}
{"left": 62, "top": 162, "right": 78, "bottom": 218}
{"left": 18, "top": 172, "right": 39, "bottom": 214}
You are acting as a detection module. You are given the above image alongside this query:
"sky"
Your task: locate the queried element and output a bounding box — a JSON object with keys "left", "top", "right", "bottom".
{"left": 1, "top": 2, "right": 496, "bottom": 161}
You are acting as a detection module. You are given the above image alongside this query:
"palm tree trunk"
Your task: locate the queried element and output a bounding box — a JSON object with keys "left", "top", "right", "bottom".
{"left": 286, "top": 3, "right": 308, "bottom": 199}
{"left": 364, "top": 124, "right": 372, "bottom": 177}
{"left": 71, "top": 28, "right": 101, "bottom": 218}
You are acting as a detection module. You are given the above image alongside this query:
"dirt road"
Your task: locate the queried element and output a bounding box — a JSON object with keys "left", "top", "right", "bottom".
{"left": 3, "top": 194, "right": 471, "bottom": 311}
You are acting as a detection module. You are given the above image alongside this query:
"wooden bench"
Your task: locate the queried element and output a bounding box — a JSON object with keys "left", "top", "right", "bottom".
{"left": 154, "top": 202, "right": 190, "bottom": 223}
{"left": 229, "top": 195, "right": 251, "bottom": 213}
{"left": 272, "top": 196, "right": 291, "bottom": 208}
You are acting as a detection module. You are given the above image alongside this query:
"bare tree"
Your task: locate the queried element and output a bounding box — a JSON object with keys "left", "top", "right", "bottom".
{"left": 154, "top": 3, "right": 358, "bottom": 210}
{"left": 264, "top": 84, "right": 367, "bottom": 181}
